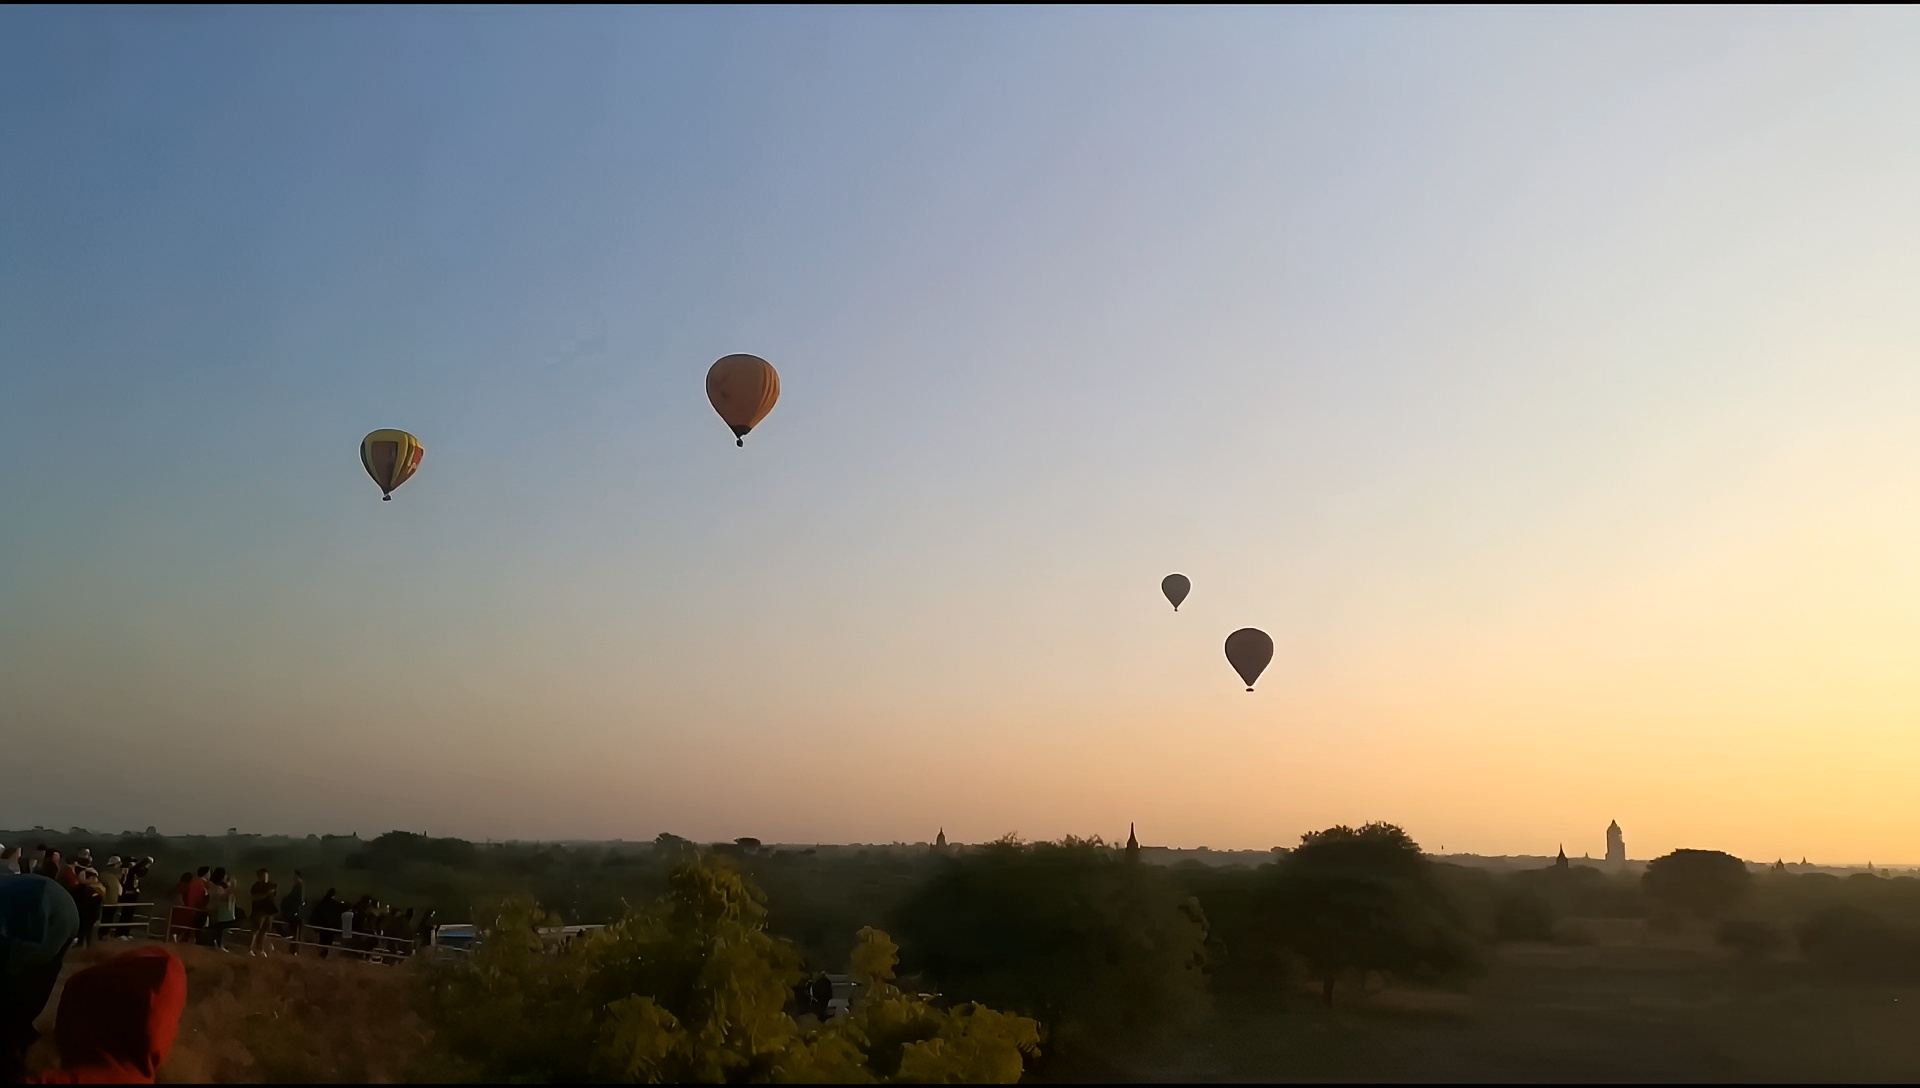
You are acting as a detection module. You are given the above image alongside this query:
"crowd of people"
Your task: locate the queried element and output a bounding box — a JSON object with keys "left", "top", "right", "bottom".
{"left": 1, "top": 846, "right": 454, "bottom": 1085}
{"left": 1, "top": 842, "right": 439, "bottom": 962}
{"left": 0, "top": 844, "right": 154, "bottom": 950}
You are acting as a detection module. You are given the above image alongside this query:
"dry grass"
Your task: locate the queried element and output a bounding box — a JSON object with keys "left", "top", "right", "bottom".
{"left": 28, "top": 941, "right": 470, "bottom": 1084}
{"left": 1066, "top": 933, "right": 1920, "bottom": 1083}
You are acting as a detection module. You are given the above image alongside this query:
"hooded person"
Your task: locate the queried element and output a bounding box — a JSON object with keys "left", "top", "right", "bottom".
{"left": 1, "top": 875, "right": 83, "bottom": 1082}
{"left": 29, "top": 947, "right": 186, "bottom": 1084}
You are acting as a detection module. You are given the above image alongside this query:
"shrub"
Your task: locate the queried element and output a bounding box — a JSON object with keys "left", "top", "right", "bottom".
{"left": 1796, "top": 906, "right": 1920, "bottom": 981}
{"left": 1714, "top": 918, "right": 1783, "bottom": 961}
{"left": 1493, "top": 888, "right": 1556, "bottom": 943}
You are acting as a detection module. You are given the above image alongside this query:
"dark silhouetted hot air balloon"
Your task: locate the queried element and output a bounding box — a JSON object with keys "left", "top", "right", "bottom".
{"left": 360, "top": 429, "right": 424, "bottom": 501}
{"left": 1224, "top": 628, "right": 1273, "bottom": 692}
{"left": 1161, "top": 574, "right": 1190, "bottom": 612}
{"left": 706, "top": 354, "right": 780, "bottom": 447}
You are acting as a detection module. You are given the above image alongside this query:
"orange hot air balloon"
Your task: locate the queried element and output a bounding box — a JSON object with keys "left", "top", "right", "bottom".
{"left": 1224, "top": 628, "right": 1273, "bottom": 692}
{"left": 706, "top": 354, "right": 780, "bottom": 447}
{"left": 1161, "top": 574, "right": 1191, "bottom": 612}
{"left": 360, "top": 429, "right": 424, "bottom": 501}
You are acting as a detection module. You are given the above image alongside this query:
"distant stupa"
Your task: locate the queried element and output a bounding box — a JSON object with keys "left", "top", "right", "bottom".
{"left": 1555, "top": 844, "right": 1568, "bottom": 869}
{"left": 1606, "top": 820, "right": 1626, "bottom": 865}
{"left": 1125, "top": 823, "right": 1139, "bottom": 863}
{"left": 934, "top": 827, "right": 946, "bottom": 849}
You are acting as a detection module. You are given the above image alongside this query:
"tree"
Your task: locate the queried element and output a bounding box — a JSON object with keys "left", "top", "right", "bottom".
{"left": 1266, "top": 823, "right": 1480, "bottom": 1006}
{"left": 654, "top": 832, "right": 699, "bottom": 862}
{"left": 428, "top": 857, "right": 1036, "bottom": 1083}
{"left": 1642, "top": 849, "right": 1752, "bottom": 919}
{"left": 888, "top": 837, "right": 1208, "bottom": 1058}
{"left": 775, "top": 927, "right": 1040, "bottom": 1083}
{"left": 587, "top": 859, "right": 803, "bottom": 1082}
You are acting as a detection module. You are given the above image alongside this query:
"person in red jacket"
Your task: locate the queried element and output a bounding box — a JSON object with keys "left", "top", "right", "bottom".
{"left": 31, "top": 947, "right": 186, "bottom": 1084}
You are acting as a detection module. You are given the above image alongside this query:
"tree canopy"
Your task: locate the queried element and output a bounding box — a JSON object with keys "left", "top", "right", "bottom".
{"left": 1642, "top": 849, "right": 1752, "bottom": 919}
{"left": 888, "top": 836, "right": 1209, "bottom": 1057}
{"left": 426, "top": 856, "right": 1036, "bottom": 1084}
{"left": 1266, "top": 822, "right": 1480, "bottom": 1006}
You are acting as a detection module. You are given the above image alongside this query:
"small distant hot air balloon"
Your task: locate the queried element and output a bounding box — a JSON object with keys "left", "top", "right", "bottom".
{"left": 1224, "top": 628, "right": 1273, "bottom": 692}
{"left": 360, "top": 429, "right": 424, "bottom": 501}
{"left": 706, "top": 354, "right": 780, "bottom": 447}
{"left": 1161, "top": 574, "right": 1191, "bottom": 612}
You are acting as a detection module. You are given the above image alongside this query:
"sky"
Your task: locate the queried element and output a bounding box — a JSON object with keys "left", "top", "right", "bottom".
{"left": 3, "top": 6, "right": 1918, "bottom": 863}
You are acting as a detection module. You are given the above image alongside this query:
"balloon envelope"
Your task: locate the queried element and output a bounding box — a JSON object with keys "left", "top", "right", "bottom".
{"left": 1161, "top": 574, "right": 1190, "bottom": 612}
{"left": 1224, "top": 628, "right": 1273, "bottom": 691}
{"left": 360, "top": 429, "right": 424, "bottom": 500}
{"left": 706, "top": 354, "right": 780, "bottom": 446}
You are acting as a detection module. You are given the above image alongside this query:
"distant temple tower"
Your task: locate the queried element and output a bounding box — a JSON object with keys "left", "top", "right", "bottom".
{"left": 934, "top": 828, "right": 946, "bottom": 849}
{"left": 1125, "top": 823, "right": 1139, "bottom": 863}
{"left": 1555, "top": 844, "right": 1569, "bottom": 869}
{"left": 1606, "top": 820, "right": 1626, "bottom": 865}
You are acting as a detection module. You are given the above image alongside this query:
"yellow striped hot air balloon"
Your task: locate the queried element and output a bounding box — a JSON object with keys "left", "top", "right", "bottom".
{"left": 360, "top": 429, "right": 424, "bottom": 501}
{"left": 706, "top": 354, "right": 780, "bottom": 447}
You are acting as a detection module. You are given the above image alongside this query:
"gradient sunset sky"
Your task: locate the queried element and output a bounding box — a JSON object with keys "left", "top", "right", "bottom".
{"left": 4, "top": 7, "right": 1917, "bottom": 862}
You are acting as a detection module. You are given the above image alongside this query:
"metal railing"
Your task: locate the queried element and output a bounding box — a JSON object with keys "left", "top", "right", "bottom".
{"left": 214, "top": 918, "right": 431, "bottom": 963}
{"left": 88, "top": 901, "right": 159, "bottom": 942}
{"left": 83, "top": 899, "right": 468, "bottom": 965}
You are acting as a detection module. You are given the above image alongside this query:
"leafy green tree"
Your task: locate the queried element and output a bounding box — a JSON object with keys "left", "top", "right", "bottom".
{"left": 428, "top": 857, "right": 1035, "bottom": 1083}
{"left": 586, "top": 859, "right": 804, "bottom": 1082}
{"left": 425, "top": 898, "right": 597, "bottom": 1078}
{"left": 1642, "top": 849, "right": 1752, "bottom": 920}
{"left": 888, "top": 836, "right": 1208, "bottom": 1057}
{"left": 1267, "top": 823, "right": 1479, "bottom": 1007}
{"left": 428, "top": 858, "right": 802, "bottom": 1082}
{"left": 775, "top": 927, "right": 1039, "bottom": 1084}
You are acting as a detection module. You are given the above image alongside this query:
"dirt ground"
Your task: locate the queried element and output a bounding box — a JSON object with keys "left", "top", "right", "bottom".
{"left": 27, "top": 939, "right": 448, "bottom": 1084}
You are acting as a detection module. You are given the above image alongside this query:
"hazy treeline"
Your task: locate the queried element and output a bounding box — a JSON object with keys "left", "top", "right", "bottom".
{"left": 14, "top": 823, "right": 1920, "bottom": 1081}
